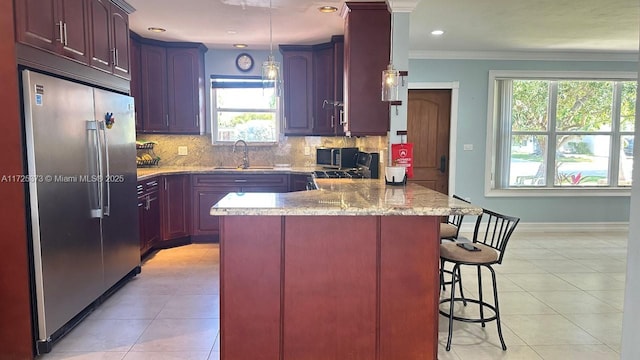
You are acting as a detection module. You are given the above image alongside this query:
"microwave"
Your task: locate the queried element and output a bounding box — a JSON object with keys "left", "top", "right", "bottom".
{"left": 316, "top": 147, "right": 359, "bottom": 169}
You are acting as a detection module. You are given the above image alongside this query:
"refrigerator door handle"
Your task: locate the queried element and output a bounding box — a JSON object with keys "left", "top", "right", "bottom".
{"left": 87, "top": 120, "right": 103, "bottom": 218}
{"left": 100, "top": 121, "right": 111, "bottom": 216}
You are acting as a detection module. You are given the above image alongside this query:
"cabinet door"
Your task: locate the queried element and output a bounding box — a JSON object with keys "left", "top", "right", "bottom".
{"left": 15, "top": 0, "right": 58, "bottom": 53}
{"left": 58, "top": 0, "right": 90, "bottom": 64}
{"left": 144, "top": 188, "right": 162, "bottom": 248}
{"left": 110, "top": 3, "right": 130, "bottom": 79}
{"left": 282, "top": 51, "right": 313, "bottom": 135}
{"left": 140, "top": 44, "right": 168, "bottom": 132}
{"left": 192, "top": 189, "right": 233, "bottom": 236}
{"left": 312, "top": 46, "right": 335, "bottom": 135}
{"left": 161, "top": 175, "right": 190, "bottom": 240}
{"left": 137, "top": 196, "right": 147, "bottom": 253}
{"left": 88, "top": 0, "right": 112, "bottom": 74}
{"left": 166, "top": 47, "right": 202, "bottom": 133}
{"left": 130, "top": 37, "right": 143, "bottom": 131}
{"left": 343, "top": 3, "right": 390, "bottom": 136}
{"left": 333, "top": 38, "right": 345, "bottom": 136}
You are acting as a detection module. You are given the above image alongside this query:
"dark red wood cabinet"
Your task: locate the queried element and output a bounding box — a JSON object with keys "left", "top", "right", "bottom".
{"left": 280, "top": 36, "right": 344, "bottom": 136}
{"left": 133, "top": 38, "right": 206, "bottom": 134}
{"left": 191, "top": 174, "right": 289, "bottom": 239}
{"left": 280, "top": 47, "right": 314, "bottom": 135}
{"left": 15, "top": 0, "right": 130, "bottom": 78}
{"left": 88, "top": 0, "right": 130, "bottom": 79}
{"left": 342, "top": 2, "right": 390, "bottom": 136}
{"left": 140, "top": 43, "right": 168, "bottom": 132}
{"left": 130, "top": 36, "right": 142, "bottom": 130}
{"left": 15, "top": 0, "right": 91, "bottom": 65}
{"left": 312, "top": 36, "right": 344, "bottom": 136}
{"left": 161, "top": 175, "right": 191, "bottom": 241}
{"left": 137, "top": 177, "right": 161, "bottom": 254}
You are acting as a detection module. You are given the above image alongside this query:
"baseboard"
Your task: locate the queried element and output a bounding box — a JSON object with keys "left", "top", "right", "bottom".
{"left": 460, "top": 221, "right": 629, "bottom": 234}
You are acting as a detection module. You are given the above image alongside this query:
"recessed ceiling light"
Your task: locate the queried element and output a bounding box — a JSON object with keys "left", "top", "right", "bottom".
{"left": 431, "top": 30, "right": 445, "bottom": 36}
{"left": 233, "top": 44, "right": 248, "bottom": 49}
{"left": 318, "top": 6, "right": 338, "bottom": 13}
{"left": 227, "top": 30, "right": 238, "bottom": 35}
{"left": 147, "top": 27, "right": 166, "bottom": 33}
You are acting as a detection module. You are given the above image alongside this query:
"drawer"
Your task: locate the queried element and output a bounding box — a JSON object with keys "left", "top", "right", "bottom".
{"left": 192, "top": 174, "right": 289, "bottom": 188}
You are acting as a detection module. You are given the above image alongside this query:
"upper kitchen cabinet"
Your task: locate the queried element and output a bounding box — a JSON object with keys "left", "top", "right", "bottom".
{"left": 15, "top": 0, "right": 91, "bottom": 64}
{"left": 280, "top": 35, "right": 344, "bottom": 136}
{"left": 280, "top": 46, "right": 314, "bottom": 135}
{"left": 130, "top": 36, "right": 142, "bottom": 131}
{"left": 342, "top": 2, "right": 390, "bottom": 136}
{"left": 312, "top": 36, "right": 344, "bottom": 136}
{"left": 89, "top": 0, "right": 130, "bottom": 79}
{"left": 134, "top": 37, "right": 207, "bottom": 134}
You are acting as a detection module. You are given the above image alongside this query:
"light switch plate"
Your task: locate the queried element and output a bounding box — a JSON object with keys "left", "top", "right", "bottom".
{"left": 463, "top": 144, "right": 473, "bottom": 151}
{"left": 178, "top": 146, "right": 188, "bottom": 155}
{"left": 304, "top": 146, "right": 310, "bottom": 156}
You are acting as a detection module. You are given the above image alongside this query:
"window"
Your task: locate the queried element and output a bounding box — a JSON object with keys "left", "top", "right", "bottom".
{"left": 487, "top": 71, "right": 637, "bottom": 195}
{"left": 211, "top": 76, "right": 279, "bottom": 143}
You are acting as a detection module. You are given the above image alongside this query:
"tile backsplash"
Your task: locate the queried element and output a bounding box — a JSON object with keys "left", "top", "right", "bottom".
{"left": 137, "top": 134, "right": 388, "bottom": 168}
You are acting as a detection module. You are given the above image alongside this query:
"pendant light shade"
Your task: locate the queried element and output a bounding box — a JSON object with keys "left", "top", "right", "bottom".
{"left": 262, "top": 0, "right": 281, "bottom": 92}
{"left": 381, "top": 64, "right": 399, "bottom": 101}
{"left": 381, "top": 13, "right": 399, "bottom": 102}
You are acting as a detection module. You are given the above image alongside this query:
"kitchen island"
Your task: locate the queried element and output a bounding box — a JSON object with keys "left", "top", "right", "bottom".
{"left": 211, "top": 179, "right": 481, "bottom": 360}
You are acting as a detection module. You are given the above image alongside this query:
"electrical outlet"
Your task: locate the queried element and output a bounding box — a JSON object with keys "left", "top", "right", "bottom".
{"left": 304, "top": 146, "right": 310, "bottom": 156}
{"left": 463, "top": 144, "right": 473, "bottom": 151}
{"left": 178, "top": 146, "right": 188, "bottom": 155}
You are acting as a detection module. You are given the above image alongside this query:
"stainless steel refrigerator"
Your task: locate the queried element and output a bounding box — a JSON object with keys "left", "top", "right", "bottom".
{"left": 21, "top": 70, "right": 141, "bottom": 354}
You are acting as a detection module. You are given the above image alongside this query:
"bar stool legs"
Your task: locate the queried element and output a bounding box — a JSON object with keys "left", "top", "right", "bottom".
{"left": 441, "top": 263, "right": 506, "bottom": 351}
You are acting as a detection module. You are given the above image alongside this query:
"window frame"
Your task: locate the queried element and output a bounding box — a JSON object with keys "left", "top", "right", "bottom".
{"left": 485, "top": 70, "right": 637, "bottom": 197}
{"left": 210, "top": 75, "right": 281, "bottom": 145}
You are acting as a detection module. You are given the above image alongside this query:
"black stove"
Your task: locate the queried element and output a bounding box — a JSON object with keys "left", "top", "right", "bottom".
{"left": 313, "top": 169, "right": 365, "bottom": 179}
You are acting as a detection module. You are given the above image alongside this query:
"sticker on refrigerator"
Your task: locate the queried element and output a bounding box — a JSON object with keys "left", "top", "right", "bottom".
{"left": 35, "top": 84, "right": 44, "bottom": 106}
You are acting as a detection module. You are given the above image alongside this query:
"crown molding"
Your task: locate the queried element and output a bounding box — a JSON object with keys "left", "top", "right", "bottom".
{"left": 386, "top": 0, "right": 421, "bottom": 12}
{"left": 409, "top": 50, "right": 639, "bottom": 62}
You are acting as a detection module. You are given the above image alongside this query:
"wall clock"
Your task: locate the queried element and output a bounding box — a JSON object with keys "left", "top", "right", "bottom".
{"left": 235, "top": 53, "right": 254, "bottom": 72}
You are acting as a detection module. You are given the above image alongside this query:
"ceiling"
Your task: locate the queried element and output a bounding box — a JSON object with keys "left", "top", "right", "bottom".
{"left": 126, "top": 0, "right": 639, "bottom": 55}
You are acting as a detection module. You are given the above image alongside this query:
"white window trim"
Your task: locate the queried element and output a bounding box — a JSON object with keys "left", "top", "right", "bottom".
{"left": 210, "top": 84, "right": 281, "bottom": 146}
{"left": 485, "top": 70, "right": 637, "bottom": 197}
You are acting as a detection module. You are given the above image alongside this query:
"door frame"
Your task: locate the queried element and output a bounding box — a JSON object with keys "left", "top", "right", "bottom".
{"left": 407, "top": 82, "right": 459, "bottom": 195}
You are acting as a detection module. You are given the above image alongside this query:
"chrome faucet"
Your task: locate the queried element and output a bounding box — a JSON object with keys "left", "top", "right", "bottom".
{"left": 233, "top": 139, "right": 249, "bottom": 169}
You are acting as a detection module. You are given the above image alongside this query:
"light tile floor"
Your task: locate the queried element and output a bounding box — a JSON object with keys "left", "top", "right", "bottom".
{"left": 39, "top": 231, "right": 628, "bottom": 360}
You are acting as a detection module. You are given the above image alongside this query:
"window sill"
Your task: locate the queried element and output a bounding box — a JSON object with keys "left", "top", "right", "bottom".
{"left": 485, "top": 187, "right": 631, "bottom": 197}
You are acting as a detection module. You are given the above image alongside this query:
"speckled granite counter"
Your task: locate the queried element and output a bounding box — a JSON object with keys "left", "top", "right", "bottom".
{"left": 136, "top": 166, "right": 316, "bottom": 181}
{"left": 211, "top": 179, "right": 480, "bottom": 216}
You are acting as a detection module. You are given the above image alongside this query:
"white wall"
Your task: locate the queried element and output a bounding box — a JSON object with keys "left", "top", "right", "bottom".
{"left": 620, "top": 39, "right": 640, "bottom": 359}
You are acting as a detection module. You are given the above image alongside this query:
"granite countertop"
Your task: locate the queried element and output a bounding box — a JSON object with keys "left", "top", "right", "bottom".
{"left": 211, "top": 179, "right": 482, "bottom": 217}
{"left": 136, "top": 165, "right": 317, "bottom": 180}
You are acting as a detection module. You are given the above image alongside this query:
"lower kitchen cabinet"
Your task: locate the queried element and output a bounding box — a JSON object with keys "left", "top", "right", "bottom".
{"left": 137, "top": 177, "right": 161, "bottom": 255}
{"left": 191, "top": 174, "right": 289, "bottom": 239}
{"left": 161, "top": 174, "right": 190, "bottom": 241}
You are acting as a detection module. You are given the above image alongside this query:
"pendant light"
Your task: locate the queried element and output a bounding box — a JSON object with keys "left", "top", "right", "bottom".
{"left": 262, "top": 0, "right": 280, "bottom": 91}
{"left": 381, "top": 13, "right": 399, "bottom": 101}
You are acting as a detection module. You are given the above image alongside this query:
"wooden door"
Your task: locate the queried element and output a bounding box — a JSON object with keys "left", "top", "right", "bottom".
{"left": 140, "top": 44, "right": 168, "bottom": 132}
{"left": 15, "top": 0, "right": 58, "bottom": 53}
{"left": 58, "top": 0, "right": 90, "bottom": 64}
{"left": 129, "top": 37, "right": 142, "bottom": 131}
{"left": 161, "top": 175, "right": 190, "bottom": 240}
{"left": 282, "top": 50, "right": 313, "bottom": 135}
{"left": 407, "top": 89, "right": 451, "bottom": 194}
{"left": 88, "top": 0, "right": 112, "bottom": 74}
{"left": 166, "top": 47, "right": 201, "bottom": 133}
{"left": 312, "top": 45, "right": 334, "bottom": 135}
{"left": 110, "top": 3, "right": 129, "bottom": 79}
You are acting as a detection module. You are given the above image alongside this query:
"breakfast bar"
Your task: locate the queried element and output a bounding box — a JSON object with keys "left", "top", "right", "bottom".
{"left": 211, "top": 179, "right": 481, "bottom": 360}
